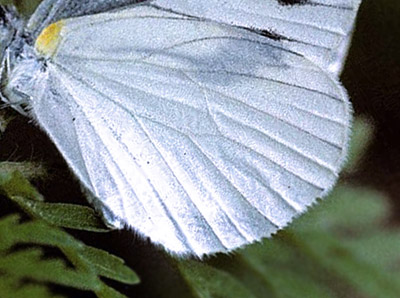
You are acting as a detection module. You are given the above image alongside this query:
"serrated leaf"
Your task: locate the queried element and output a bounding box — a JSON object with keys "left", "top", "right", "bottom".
{"left": 0, "top": 161, "right": 139, "bottom": 297}
{"left": 0, "top": 214, "right": 139, "bottom": 297}
{"left": 9, "top": 195, "right": 110, "bottom": 232}
{"left": 0, "top": 248, "right": 99, "bottom": 290}
{"left": 1, "top": 217, "right": 85, "bottom": 249}
{"left": 1, "top": 166, "right": 108, "bottom": 232}
{"left": 78, "top": 246, "right": 140, "bottom": 284}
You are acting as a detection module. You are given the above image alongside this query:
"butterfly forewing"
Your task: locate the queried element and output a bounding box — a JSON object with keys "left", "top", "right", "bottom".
{"left": 152, "top": 0, "right": 362, "bottom": 74}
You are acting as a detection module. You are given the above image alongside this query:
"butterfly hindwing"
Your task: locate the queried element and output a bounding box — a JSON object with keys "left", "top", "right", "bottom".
{"left": 26, "top": 5, "right": 351, "bottom": 255}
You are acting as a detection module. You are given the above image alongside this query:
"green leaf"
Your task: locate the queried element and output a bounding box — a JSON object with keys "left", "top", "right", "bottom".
{"left": 0, "top": 248, "right": 99, "bottom": 290}
{"left": 0, "top": 165, "right": 109, "bottom": 232}
{"left": 77, "top": 246, "right": 140, "bottom": 284}
{"left": 0, "top": 216, "right": 85, "bottom": 250}
{"left": 96, "top": 283, "right": 128, "bottom": 298}
{"left": 0, "top": 168, "right": 138, "bottom": 297}
{"left": 10, "top": 196, "right": 110, "bottom": 232}
{"left": 0, "top": 215, "right": 139, "bottom": 297}
{"left": 0, "top": 169, "right": 44, "bottom": 201}
{"left": 0, "top": 276, "right": 65, "bottom": 298}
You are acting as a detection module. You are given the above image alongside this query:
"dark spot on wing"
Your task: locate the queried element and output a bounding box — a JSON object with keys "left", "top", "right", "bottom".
{"left": 277, "top": 0, "right": 353, "bottom": 10}
{"left": 257, "top": 29, "right": 283, "bottom": 41}
{"left": 238, "top": 25, "right": 284, "bottom": 41}
{"left": 277, "top": 0, "right": 308, "bottom": 5}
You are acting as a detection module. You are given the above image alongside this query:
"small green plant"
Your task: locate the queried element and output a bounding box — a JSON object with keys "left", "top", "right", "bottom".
{"left": 0, "top": 167, "right": 139, "bottom": 298}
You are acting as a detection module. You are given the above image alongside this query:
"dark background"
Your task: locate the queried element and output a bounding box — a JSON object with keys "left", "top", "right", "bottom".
{"left": 342, "top": 0, "right": 400, "bottom": 222}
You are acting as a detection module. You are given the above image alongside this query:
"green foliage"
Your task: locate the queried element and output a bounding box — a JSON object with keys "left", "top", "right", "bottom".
{"left": 0, "top": 169, "right": 139, "bottom": 298}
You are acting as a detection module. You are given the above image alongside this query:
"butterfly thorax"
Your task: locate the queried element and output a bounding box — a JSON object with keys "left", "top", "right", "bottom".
{"left": 0, "top": 6, "right": 44, "bottom": 115}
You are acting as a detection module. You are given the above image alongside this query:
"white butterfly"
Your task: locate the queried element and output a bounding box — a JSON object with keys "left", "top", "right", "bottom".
{"left": 0, "top": 0, "right": 361, "bottom": 256}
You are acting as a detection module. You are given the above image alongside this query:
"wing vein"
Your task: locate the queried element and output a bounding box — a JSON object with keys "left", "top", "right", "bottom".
{"left": 74, "top": 57, "right": 328, "bottom": 193}
{"left": 55, "top": 62, "right": 203, "bottom": 252}
{"left": 204, "top": 84, "right": 344, "bottom": 149}
{"left": 177, "top": 70, "right": 342, "bottom": 172}
{"left": 227, "top": 7, "right": 348, "bottom": 36}
{"left": 180, "top": 69, "right": 284, "bottom": 226}
{"left": 217, "top": 110, "right": 338, "bottom": 173}
{"left": 133, "top": 115, "right": 234, "bottom": 247}
{"left": 177, "top": 68, "right": 301, "bottom": 215}
{"left": 133, "top": 113, "right": 324, "bottom": 202}
{"left": 62, "top": 55, "right": 345, "bottom": 124}
{"left": 59, "top": 62, "right": 233, "bottom": 250}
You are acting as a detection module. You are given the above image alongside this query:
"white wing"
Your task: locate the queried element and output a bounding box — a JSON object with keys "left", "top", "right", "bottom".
{"left": 27, "top": 0, "right": 141, "bottom": 38}
{"left": 30, "top": 5, "right": 351, "bottom": 256}
{"left": 153, "top": 0, "right": 362, "bottom": 74}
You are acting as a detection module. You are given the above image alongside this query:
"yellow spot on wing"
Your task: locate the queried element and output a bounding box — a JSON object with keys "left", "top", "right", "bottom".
{"left": 35, "top": 20, "right": 65, "bottom": 58}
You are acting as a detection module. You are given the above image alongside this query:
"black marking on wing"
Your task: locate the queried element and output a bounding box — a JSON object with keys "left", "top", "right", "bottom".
{"left": 254, "top": 29, "right": 283, "bottom": 41}
{"left": 278, "top": 0, "right": 309, "bottom": 5}
{"left": 277, "top": 0, "right": 353, "bottom": 10}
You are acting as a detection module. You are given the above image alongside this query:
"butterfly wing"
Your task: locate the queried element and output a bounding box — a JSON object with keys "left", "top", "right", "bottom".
{"left": 27, "top": 0, "right": 142, "bottom": 38}
{"left": 30, "top": 5, "right": 351, "bottom": 256}
{"left": 153, "top": 0, "right": 362, "bottom": 74}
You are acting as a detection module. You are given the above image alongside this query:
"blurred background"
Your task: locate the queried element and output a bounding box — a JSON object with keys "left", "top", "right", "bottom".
{"left": 0, "top": 0, "right": 399, "bottom": 297}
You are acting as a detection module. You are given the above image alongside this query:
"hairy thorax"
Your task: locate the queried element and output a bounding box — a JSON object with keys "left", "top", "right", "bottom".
{"left": 0, "top": 8, "right": 45, "bottom": 115}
